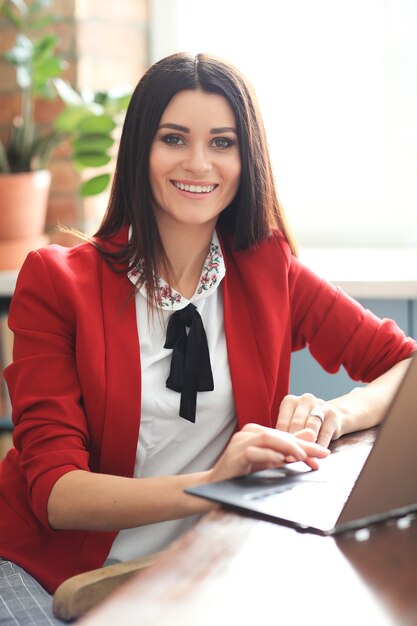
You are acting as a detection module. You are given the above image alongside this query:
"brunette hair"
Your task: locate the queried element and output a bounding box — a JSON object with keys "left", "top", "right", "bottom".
{"left": 95, "top": 52, "right": 297, "bottom": 295}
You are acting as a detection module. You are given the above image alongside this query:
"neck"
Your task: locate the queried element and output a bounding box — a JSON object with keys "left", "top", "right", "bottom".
{"left": 158, "top": 222, "right": 216, "bottom": 299}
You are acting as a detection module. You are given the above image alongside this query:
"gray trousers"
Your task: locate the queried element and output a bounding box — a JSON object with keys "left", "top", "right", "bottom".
{"left": 0, "top": 559, "right": 71, "bottom": 625}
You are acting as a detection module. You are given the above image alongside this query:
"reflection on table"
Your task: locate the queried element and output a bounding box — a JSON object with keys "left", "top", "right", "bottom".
{"left": 79, "top": 429, "right": 417, "bottom": 626}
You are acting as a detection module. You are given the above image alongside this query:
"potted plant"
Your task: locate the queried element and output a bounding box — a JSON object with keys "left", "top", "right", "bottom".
{"left": 0, "top": 0, "right": 131, "bottom": 270}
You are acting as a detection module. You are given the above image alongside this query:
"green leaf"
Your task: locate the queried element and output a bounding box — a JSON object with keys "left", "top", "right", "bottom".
{"left": 73, "top": 153, "right": 111, "bottom": 169}
{"left": 92, "top": 91, "right": 109, "bottom": 106}
{"left": 77, "top": 114, "right": 116, "bottom": 134}
{"left": 114, "top": 93, "right": 131, "bottom": 110}
{"left": 80, "top": 173, "right": 111, "bottom": 197}
{"left": 95, "top": 89, "right": 132, "bottom": 115}
{"left": 35, "top": 82, "right": 57, "bottom": 99}
{"left": 27, "top": 15, "right": 56, "bottom": 29}
{"left": 0, "top": 4, "right": 24, "bottom": 28}
{"left": 53, "top": 107, "right": 90, "bottom": 132}
{"left": 3, "top": 0, "right": 28, "bottom": 21}
{"left": 33, "top": 56, "right": 64, "bottom": 89}
{"left": 27, "top": 0, "right": 52, "bottom": 16}
{"left": 72, "top": 134, "right": 113, "bottom": 153}
{"left": 33, "top": 34, "right": 58, "bottom": 59}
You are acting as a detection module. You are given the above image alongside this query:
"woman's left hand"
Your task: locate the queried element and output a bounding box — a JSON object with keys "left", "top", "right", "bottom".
{"left": 276, "top": 393, "right": 343, "bottom": 447}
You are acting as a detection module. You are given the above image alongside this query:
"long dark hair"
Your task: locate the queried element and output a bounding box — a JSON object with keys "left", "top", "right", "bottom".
{"left": 95, "top": 52, "right": 297, "bottom": 298}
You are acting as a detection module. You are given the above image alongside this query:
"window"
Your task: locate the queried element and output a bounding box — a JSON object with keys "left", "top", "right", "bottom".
{"left": 150, "top": 0, "right": 417, "bottom": 247}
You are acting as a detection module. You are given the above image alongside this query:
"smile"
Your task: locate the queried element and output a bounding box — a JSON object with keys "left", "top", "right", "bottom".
{"left": 173, "top": 181, "right": 217, "bottom": 193}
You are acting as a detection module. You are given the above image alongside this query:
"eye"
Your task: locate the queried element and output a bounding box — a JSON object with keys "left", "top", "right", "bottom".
{"left": 211, "top": 137, "right": 235, "bottom": 149}
{"left": 161, "top": 134, "right": 185, "bottom": 146}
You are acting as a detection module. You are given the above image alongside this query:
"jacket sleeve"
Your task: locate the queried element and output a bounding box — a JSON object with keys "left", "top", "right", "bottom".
{"left": 287, "top": 251, "right": 417, "bottom": 382}
{"left": 4, "top": 250, "right": 91, "bottom": 528}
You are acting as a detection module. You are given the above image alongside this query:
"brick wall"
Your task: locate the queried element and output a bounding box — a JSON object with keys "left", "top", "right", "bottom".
{"left": 0, "top": 0, "right": 149, "bottom": 246}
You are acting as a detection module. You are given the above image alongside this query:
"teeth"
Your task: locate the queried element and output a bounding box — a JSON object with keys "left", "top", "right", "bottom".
{"left": 174, "top": 182, "right": 216, "bottom": 193}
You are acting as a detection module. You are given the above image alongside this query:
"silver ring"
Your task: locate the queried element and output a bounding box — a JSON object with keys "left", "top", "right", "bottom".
{"left": 308, "top": 409, "right": 325, "bottom": 424}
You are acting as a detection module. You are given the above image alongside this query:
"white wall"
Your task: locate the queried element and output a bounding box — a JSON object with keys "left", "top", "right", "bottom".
{"left": 150, "top": 0, "right": 417, "bottom": 248}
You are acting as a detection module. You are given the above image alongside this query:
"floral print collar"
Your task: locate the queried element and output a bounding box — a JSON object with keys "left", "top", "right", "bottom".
{"left": 128, "top": 231, "right": 226, "bottom": 310}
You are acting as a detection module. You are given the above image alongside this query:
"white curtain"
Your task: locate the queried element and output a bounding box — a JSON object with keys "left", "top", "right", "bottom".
{"left": 150, "top": 0, "right": 417, "bottom": 248}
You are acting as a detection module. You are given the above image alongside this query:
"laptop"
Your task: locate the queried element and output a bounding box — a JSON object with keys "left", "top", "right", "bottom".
{"left": 186, "top": 353, "right": 417, "bottom": 535}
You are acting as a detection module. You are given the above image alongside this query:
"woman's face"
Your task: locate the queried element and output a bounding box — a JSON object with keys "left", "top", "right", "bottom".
{"left": 149, "top": 89, "right": 241, "bottom": 232}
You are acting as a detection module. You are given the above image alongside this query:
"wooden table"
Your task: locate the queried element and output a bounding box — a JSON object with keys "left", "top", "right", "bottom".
{"left": 79, "top": 430, "right": 417, "bottom": 626}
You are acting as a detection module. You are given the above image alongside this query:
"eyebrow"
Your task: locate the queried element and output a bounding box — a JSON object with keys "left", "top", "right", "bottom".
{"left": 158, "top": 123, "right": 237, "bottom": 134}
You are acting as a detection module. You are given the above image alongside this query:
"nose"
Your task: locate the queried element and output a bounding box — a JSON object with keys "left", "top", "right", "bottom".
{"left": 182, "top": 144, "right": 212, "bottom": 174}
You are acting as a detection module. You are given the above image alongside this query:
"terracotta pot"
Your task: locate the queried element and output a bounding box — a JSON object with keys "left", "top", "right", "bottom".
{"left": 0, "top": 170, "right": 50, "bottom": 270}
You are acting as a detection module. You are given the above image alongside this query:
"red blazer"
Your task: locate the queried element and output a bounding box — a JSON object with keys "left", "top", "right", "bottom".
{"left": 0, "top": 228, "right": 415, "bottom": 592}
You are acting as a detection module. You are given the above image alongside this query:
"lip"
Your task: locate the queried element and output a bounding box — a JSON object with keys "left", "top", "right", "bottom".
{"left": 170, "top": 179, "right": 219, "bottom": 195}
{"left": 171, "top": 179, "right": 218, "bottom": 186}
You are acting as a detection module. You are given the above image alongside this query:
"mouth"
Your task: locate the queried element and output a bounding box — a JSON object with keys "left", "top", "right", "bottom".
{"left": 172, "top": 181, "right": 218, "bottom": 194}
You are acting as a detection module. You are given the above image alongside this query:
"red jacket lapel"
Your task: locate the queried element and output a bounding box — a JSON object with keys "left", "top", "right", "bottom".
{"left": 221, "top": 233, "right": 279, "bottom": 429}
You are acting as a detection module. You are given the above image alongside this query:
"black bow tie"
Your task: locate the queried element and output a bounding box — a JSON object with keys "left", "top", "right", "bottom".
{"left": 164, "top": 303, "right": 214, "bottom": 423}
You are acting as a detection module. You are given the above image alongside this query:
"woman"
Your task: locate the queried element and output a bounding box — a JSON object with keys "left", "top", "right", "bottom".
{"left": 0, "top": 52, "right": 415, "bottom": 624}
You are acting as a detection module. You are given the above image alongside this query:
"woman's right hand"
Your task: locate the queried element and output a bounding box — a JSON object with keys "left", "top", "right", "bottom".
{"left": 208, "top": 423, "right": 330, "bottom": 484}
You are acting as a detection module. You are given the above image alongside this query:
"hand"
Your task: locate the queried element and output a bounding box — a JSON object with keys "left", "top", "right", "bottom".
{"left": 208, "top": 423, "right": 330, "bottom": 484}
{"left": 276, "top": 393, "right": 343, "bottom": 447}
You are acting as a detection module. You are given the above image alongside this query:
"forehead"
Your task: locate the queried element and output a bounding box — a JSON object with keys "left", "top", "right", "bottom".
{"left": 160, "top": 89, "right": 236, "bottom": 127}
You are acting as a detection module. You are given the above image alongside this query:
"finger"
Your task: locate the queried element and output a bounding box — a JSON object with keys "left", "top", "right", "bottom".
{"left": 294, "top": 428, "right": 316, "bottom": 442}
{"left": 245, "top": 446, "right": 286, "bottom": 472}
{"left": 317, "top": 426, "right": 334, "bottom": 448}
{"left": 293, "top": 440, "right": 330, "bottom": 461}
{"left": 285, "top": 436, "right": 330, "bottom": 470}
{"left": 285, "top": 393, "right": 318, "bottom": 434}
{"left": 241, "top": 425, "right": 330, "bottom": 463}
{"left": 284, "top": 452, "right": 322, "bottom": 468}
{"left": 287, "top": 431, "right": 330, "bottom": 470}
{"left": 316, "top": 407, "right": 339, "bottom": 448}
{"left": 305, "top": 407, "right": 326, "bottom": 434}
{"left": 277, "top": 395, "right": 328, "bottom": 433}
{"left": 303, "top": 457, "right": 321, "bottom": 471}
{"left": 283, "top": 442, "right": 330, "bottom": 471}
{"left": 241, "top": 423, "right": 267, "bottom": 434}
{"left": 261, "top": 431, "right": 310, "bottom": 461}
{"left": 243, "top": 427, "right": 311, "bottom": 463}
{"left": 276, "top": 395, "right": 299, "bottom": 432}
{"left": 286, "top": 429, "right": 316, "bottom": 458}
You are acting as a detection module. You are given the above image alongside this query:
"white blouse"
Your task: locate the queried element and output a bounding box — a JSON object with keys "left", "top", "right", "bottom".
{"left": 108, "top": 231, "right": 237, "bottom": 562}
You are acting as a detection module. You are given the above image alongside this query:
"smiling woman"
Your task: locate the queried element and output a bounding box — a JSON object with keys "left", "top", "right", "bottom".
{"left": 0, "top": 51, "right": 416, "bottom": 626}
{"left": 149, "top": 90, "right": 241, "bottom": 254}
